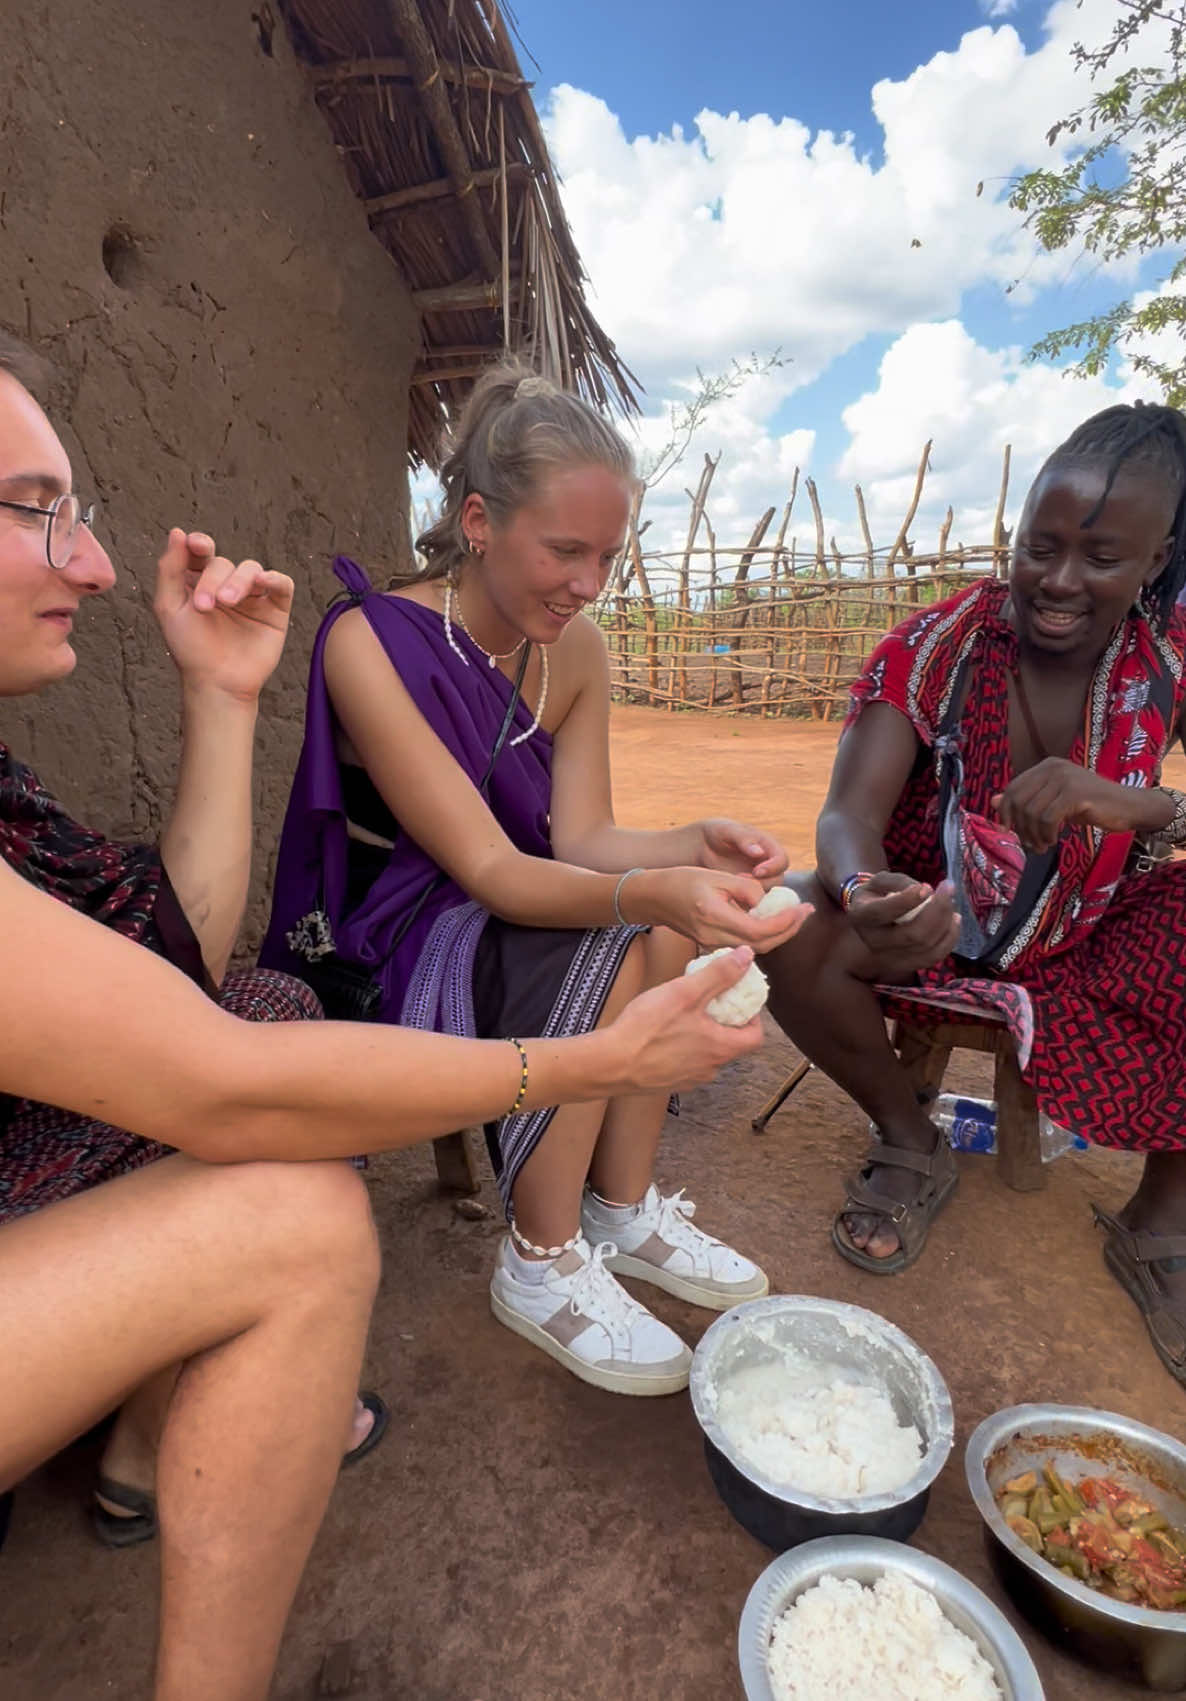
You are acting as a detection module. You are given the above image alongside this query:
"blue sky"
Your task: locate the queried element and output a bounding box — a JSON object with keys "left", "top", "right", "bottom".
{"left": 451, "top": 1, "right": 1170, "bottom": 570}
{"left": 510, "top": 0, "right": 1046, "bottom": 156}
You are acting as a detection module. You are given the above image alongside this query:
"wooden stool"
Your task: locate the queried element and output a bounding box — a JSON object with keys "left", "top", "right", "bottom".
{"left": 752, "top": 1007, "right": 1046, "bottom": 1194}
{"left": 892, "top": 1009, "right": 1045, "bottom": 1193}
{"left": 431, "top": 1129, "right": 482, "bottom": 1194}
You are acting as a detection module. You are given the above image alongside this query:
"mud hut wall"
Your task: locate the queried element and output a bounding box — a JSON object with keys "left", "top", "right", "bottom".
{"left": 0, "top": 0, "right": 420, "bottom": 949}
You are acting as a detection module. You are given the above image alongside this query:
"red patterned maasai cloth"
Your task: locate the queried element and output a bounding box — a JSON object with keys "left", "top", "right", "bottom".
{"left": 847, "top": 578, "right": 1186, "bottom": 1150}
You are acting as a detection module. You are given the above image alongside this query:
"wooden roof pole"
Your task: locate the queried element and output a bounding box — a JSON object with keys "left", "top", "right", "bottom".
{"left": 481, "top": 4, "right": 564, "bottom": 209}
{"left": 410, "top": 363, "right": 489, "bottom": 386}
{"left": 314, "top": 55, "right": 527, "bottom": 96}
{"left": 365, "top": 161, "right": 526, "bottom": 220}
{"left": 412, "top": 280, "right": 507, "bottom": 312}
{"left": 384, "top": 0, "right": 501, "bottom": 277}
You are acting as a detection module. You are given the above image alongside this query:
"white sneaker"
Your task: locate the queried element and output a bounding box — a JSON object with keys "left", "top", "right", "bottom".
{"left": 489, "top": 1234, "right": 692, "bottom": 1396}
{"left": 583, "top": 1184, "right": 769, "bottom": 1312}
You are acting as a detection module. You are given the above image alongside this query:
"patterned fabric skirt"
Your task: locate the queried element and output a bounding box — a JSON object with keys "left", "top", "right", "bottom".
{"left": 397, "top": 905, "right": 644, "bottom": 1211}
{"left": 0, "top": 969, "right": 322, "bottom": 1226}
{"left": 880, "top": 859, "right": 1186, "bottom": 1153}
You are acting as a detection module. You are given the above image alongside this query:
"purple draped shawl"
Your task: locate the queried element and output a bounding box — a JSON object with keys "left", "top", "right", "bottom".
{"left": 261, "top": 555, "right": 554, "bottom": 1025}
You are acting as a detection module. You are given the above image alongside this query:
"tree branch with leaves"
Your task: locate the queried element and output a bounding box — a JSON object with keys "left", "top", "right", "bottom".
{"left": 638, "top": 351, "right": 786, "bottom": 489}
{"left": 1010, "top": 0, "right": 1186, "bottom": 399}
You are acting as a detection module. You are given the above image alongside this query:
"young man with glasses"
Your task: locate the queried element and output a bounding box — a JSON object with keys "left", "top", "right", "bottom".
{"left": 0, "top": 334, "right": 764, "bottom": 1700}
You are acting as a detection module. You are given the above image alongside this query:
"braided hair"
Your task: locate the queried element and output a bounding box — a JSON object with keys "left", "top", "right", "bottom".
{"left": 1042, "top": 401, "right": 1186, "bottom": 629}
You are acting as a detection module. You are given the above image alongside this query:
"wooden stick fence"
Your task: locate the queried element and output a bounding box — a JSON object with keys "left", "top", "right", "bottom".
{"left": 598, "top": 443, "right": 1012, "bottom": 718}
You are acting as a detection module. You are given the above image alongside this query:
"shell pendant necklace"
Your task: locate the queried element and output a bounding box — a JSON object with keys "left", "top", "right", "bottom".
{"left": 442, "top": 582, "right": 549, "bottom": 747}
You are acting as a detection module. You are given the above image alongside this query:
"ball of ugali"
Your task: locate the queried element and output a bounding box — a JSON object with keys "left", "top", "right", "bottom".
{"left": 751, "top": 884, "right": 800, "bottom": 920}
{"left": 685, "top": 948, "right": 769, "bottom": 1025}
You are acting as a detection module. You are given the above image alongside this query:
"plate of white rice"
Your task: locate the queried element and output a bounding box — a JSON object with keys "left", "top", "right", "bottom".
{"left": 738, "top": 1536, "right": 1044, "bottom": 1701}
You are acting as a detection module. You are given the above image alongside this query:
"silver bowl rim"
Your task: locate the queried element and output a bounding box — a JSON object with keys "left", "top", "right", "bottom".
{"left": 689, "top": 1293, "right": 955, "bottom": 1514}
{"left": 965, "top": 1401, "right": 1186, "bottom": 1634}
{"left": 737, "top": 1534, "right": 1045, "bottom": 1701}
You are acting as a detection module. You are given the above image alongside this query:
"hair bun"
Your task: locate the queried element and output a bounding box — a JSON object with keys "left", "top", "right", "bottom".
{"left": 514, "top": 374, "right": 555, "bottom": 400}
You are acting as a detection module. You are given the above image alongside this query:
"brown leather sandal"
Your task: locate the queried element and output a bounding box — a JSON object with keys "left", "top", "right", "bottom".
{"left": 831, "top": 1134, "right": 959, "bottom": 1275}
{"left": 1094, "top": 1206, "right": 1186, "bottom": 1388}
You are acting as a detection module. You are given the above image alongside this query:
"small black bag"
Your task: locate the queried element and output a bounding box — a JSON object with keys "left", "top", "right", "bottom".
{"left": 299, "top": 951, "right": 386, "bottom": 1022}
{"left": 295, "top": 642, "right": 530, "bottom": 1022}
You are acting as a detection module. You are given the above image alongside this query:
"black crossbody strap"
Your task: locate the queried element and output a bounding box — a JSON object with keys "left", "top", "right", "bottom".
{"left": 476, "top": 641, "right": 531, "bottom": 795}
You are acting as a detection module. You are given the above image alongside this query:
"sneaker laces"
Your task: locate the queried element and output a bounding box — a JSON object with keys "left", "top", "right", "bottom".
{"left": 647, "top": 1187, "right": 747, "bottom": 1279}
{"left": 568, "top": 1240, "right": 649, "bottom": 1344}
{"left": 652, "top": 1188, "right": 721, "bottom": 1254}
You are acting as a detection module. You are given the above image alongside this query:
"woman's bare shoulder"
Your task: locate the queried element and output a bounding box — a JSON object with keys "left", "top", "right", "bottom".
{"left": 543, "top": 612, "right": 609, "bottom": 732}
{"left": 555, "top": 609, "right": 608, "bottom": 670}
{"left": 386, "top": 580, "right": 445, "bottom": 613}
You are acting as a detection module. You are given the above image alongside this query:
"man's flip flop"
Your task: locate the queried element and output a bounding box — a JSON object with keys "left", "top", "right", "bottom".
{"left": 91, "top": 1390, "right": 390, "bottom": 1548}
{"left": 340, "top": 1391, "right": 389, "bottom": 1467}
{"left": 92, "top": 1474, "right": 157, "bottom": 1548}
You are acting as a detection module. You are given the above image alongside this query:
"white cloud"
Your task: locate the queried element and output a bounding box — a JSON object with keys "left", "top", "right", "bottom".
{"left": 980, "top": 0, "right": 1019, "bottom": 17}
{"left": 622, "top": 372, "right": 814, "bottom": 585}
{"left": 545, "top": 0, "right": 1127, "bottom": 396}
{"left": 412, "top": 0, "right": 1166, "bottom": 582}
{"left": 831, "top": 318, "right": 1145, "bottom": 554}
{"left": 516, "top": 0, "right": 1166, "bottom": 565}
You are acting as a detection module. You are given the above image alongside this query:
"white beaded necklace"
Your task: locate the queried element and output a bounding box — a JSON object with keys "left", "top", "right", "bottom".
{"left": 449, "top": 584, "right": 526, "bottom": 667}
{"left": 442, "top": 582, "right": 549, "bottom": 747}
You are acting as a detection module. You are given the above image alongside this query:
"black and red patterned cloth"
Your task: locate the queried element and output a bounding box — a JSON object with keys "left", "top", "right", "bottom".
{"left": 0, "top": 742, "right": 166, "bottom": 945}
{"left": 0, "top": 742, "right": 320, "bottom": 1224}
{"left": 849, "top": 579, "right": 1186, "bottom": 1153}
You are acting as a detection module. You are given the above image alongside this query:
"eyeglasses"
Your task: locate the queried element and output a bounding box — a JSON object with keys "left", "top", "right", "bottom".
{"left": 0, "top": 492, "right": 96, "bottom": 570}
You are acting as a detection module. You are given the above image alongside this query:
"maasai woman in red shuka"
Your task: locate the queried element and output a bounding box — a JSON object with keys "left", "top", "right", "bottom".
{"left": 765, "top": 402, "right": 1186, "bottom": 1391}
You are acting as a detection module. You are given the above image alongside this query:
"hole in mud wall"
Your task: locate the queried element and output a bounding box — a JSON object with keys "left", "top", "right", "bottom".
{"left": 101, "top": 225, "right": 146, "bottom": 290}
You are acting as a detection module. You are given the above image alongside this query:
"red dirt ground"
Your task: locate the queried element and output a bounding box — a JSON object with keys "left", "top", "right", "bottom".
{"left": 3, "top": 706, "right": 1183, "bottom": 1700}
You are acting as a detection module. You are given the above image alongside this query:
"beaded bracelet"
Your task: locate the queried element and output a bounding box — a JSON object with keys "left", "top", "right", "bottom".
{"left": 839, "top": 871, "right": 874, "bottom": 912}
{"left": 1157, "top": 787, "right": 1186, "bottom": 847}
{"left": 504, "top": 1038, "right": 529, "bottom": 1119}
{"left": 613, "top": 865, "right": 645, "bottom": 925}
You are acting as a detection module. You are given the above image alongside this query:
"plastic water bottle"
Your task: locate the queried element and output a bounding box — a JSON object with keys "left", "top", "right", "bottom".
{"left": 931, "top": 1094, "right": 1088, "bottom": 1162}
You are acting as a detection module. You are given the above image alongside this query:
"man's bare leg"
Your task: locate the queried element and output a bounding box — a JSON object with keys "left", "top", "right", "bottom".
{"left": 0, "top": 1152, "right": 380, "bottom": 1701}
{"left": 97, "top": 1370, "right": 376, "bottom": 1530}
{"left": 764, "top": 873, "right": 941, "bottom": 1259}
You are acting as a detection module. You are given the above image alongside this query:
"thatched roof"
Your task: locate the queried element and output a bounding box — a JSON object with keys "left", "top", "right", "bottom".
{"left": 278, "top": 0, "right": 640, "bottom": 466}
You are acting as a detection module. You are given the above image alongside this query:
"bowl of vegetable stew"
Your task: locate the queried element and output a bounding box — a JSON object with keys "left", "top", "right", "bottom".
{"left": 966, "top": 1405, "right": 1186, "bottom": 1692}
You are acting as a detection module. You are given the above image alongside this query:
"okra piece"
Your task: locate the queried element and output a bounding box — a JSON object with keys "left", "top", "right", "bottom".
{"left": 1007, "top": 1514, "right": 1043, "bottom": 1552}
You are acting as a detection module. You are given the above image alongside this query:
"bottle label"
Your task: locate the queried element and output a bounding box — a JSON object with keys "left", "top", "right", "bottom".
{"left": 935, "top": 1095, "right": 1087, "bottom": 1159}
{"left": 940, "top": 1095, "right": 997, "bottom": 1153}
{"left": 949, "top": 1115, "right": 996, "bottom": 1153}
